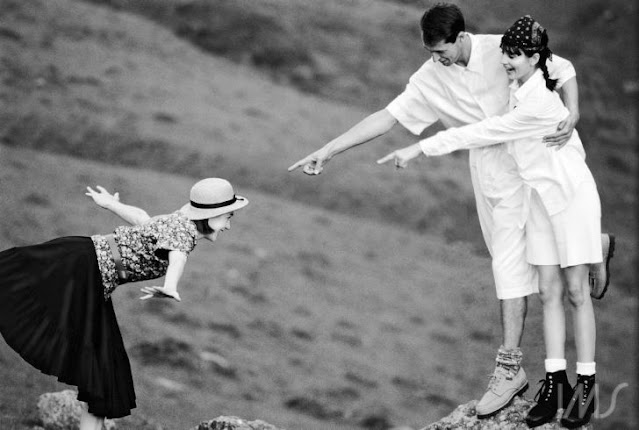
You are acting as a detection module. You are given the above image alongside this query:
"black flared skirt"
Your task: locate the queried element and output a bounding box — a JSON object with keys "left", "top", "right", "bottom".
{"left": 0, "top": 237, "right": 136, "bottom": 418}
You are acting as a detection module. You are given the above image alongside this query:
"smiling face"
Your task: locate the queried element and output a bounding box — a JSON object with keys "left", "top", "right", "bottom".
{"left": 501, "top": 48, "right": 539, "bottom": 85}
{"left": 204, "top": 212, "right": 234, "bottom": 241}
{"left": 423, "top": 32, "right": 468, "bottom": 67}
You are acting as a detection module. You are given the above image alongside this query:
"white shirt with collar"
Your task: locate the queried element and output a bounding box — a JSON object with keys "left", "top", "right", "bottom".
{"left": 385, "top": 33, "right": 576, "bottom": 202}
{"left": 419, "top": 69, "right": 593, "bottom": 218}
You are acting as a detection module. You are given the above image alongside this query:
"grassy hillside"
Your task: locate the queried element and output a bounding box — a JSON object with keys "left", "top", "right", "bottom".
{"left": 79, "top": 0, "right": 637, "bottom": 151}
{"left": 0, "top": 0, "right": 637, "bottom": 291}
{"left": 0, "top": 0, "right": 637, "bottom": 428}
{"left": 78, "top": 1, "right": 637, "bottom": 105}
{"left": 0, "top": 146, "right": 636, "bottom": 429}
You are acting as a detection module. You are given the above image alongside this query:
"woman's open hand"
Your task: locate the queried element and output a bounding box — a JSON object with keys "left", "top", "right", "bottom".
{"left": 86, "top": 186, "right": 120, "bottom": 209}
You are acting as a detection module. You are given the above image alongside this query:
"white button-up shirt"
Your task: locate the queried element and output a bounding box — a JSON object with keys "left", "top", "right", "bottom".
{"left": 419, "top": 69, "right": 593, "bottom": 218}
{"left": 385, "top": 33, "right": 576, "bottom": 201}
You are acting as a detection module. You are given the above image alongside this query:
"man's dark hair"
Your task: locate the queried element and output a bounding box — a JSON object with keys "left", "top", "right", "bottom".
{"left": 420, "top": 3, "right": 465, "bottom": 46}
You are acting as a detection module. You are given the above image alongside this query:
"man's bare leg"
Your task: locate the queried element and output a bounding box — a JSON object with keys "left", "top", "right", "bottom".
{"left": 501, "top": 296, "right": 527, "bottom": 349}
{"left": 476, "top": 296, "right": 529, "bottom": 418}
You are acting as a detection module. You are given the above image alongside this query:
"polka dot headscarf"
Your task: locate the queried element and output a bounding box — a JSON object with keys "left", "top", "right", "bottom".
{"left": 501, "top": 15, "right": 548, "bottom": 52}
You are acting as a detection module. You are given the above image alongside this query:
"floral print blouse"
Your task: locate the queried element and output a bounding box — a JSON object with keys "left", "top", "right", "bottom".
{"left": 91, "top": 212, "right": 198, "bottom": 300}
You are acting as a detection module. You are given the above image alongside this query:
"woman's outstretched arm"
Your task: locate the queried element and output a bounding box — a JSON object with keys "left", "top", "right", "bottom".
{"left": 86, "top": 185, "right": 151, "bottom": 226}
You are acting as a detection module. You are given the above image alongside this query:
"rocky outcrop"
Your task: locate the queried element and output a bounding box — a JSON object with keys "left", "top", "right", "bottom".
{"left": 36, "top": 390, "right": 115, "bottom": 430}
{"left": 34, "top": 390, "right": 595, "bottom": 430}
{"left": 420, "top": 397, "right": 593, "bottom": 430}
{"left": 189, "top": 416, "right": 285, "bottom": 430}
{"left": 33, "top": 390, "right": 285, "bottom": 430}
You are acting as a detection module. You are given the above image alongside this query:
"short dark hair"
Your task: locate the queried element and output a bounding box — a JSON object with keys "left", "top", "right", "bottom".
{"left": 420, "top": 3, "right": 465, "bottom": 46}
{"left": 193, "top": 219, "right": 214, "bottom": 235}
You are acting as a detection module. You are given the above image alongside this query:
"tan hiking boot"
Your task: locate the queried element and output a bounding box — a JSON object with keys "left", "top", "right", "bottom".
{"left": 476, "top": 366, "right": 528, "bottom": 418}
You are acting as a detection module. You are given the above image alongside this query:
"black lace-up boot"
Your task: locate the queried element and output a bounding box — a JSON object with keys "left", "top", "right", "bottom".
{"left": 561, "top": 374, "right": 596, "bottom": 428}
{"left": 525, "top": 370, "right": 572, "bottom": 427}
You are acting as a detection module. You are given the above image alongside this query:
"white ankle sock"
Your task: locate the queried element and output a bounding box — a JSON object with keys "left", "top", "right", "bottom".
{"left": 545, "top": 358, "right": 567, "bottom": 373}
{"left": 576, "top": 361, "right": 596, "bottom": 376}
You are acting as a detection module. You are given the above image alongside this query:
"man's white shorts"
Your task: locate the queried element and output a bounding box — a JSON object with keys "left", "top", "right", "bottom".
{"left": 490, "top": 193, "right": 539, "bottom": 299}
{"left": 470, "top": 148, "right": 538, "bottom": 300}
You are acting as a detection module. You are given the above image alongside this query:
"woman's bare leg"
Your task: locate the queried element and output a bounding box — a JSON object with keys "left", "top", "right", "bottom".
{"left": 80, "top": 407, "right": 104, "bottom": 430}
{"left": 563, "top": 264, "right": 596, "bottom": 362}
{"left": 536, "top": 265, "right": 566, "bottom": 360}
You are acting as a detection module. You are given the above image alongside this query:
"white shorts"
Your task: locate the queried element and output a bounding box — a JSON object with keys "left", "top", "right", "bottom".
{"left": 526, "top": 181, "right": 603, "bottom": 268}
{"left": 470, "top": 148, "right": 538, "bottom": 300}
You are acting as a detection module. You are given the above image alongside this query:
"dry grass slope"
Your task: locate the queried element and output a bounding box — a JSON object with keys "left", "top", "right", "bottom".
{"left": 0, "top": 0, "right": 636, "bottom": 429}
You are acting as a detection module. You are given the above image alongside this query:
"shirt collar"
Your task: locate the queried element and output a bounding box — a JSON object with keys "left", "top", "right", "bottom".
{"left": 464, "top": 33, "right": 482, "bottom": 72}
{"left": 510, "top": 69, "right": 545, "bottom": 101}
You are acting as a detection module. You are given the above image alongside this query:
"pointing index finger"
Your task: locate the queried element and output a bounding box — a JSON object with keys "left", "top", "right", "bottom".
{"left": 377, "top": 153, "right": 395, "bottom": 164}
{"left": 288, "top": 159, "right": 306, "bottom": 172}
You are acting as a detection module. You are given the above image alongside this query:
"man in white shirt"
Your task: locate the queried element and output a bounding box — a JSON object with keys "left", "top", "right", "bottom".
{"left": 288, "top": 3, "right": 610, "bottom": 417}
{"left": 392, "top": 71, "right": 593, "bottom": 213}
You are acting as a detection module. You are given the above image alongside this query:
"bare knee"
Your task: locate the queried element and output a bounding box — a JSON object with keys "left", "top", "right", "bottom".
{"left": 563, "top": 265, "right": 589, "bottom": 308}
{"left": 536, "top": 265, "right": 563, "bottom": 305}
{"left": 538, "top": 279, "right": 563, "bottom": 304}
{"left": 565, "top": 280, "right": 586, "bottom": 307}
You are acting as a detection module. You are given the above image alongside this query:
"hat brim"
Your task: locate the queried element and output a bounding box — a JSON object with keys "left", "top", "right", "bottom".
{"left": 180, "top": 195, "right": 248, "bottom": 220}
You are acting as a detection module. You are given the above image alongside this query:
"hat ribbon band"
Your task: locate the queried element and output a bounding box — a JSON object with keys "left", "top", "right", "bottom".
{"left": 191, "top": 196, "right": 237, "bottom": 209}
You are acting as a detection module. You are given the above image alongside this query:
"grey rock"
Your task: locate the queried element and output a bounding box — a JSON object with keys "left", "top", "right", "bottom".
{"left": 420, "top": 397, "right": 593, "bottom": 430}
{"left": 190, "top": 416, "right": 286, "bottom": 430}
{"left": 37, "top": 390, "right": 116, "bottom": 430}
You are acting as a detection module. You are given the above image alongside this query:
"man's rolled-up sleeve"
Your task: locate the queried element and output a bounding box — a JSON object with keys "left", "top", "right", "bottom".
{"left": 386, "top": 78, "right": 439, "bottom": 136}
{"left": 546, "top": 54, "right": 576, "bottom": 89}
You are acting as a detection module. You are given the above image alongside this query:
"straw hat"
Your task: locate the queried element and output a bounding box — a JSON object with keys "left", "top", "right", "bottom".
{"left": 180, "top": 178, "right": 248, "bottom": 220}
